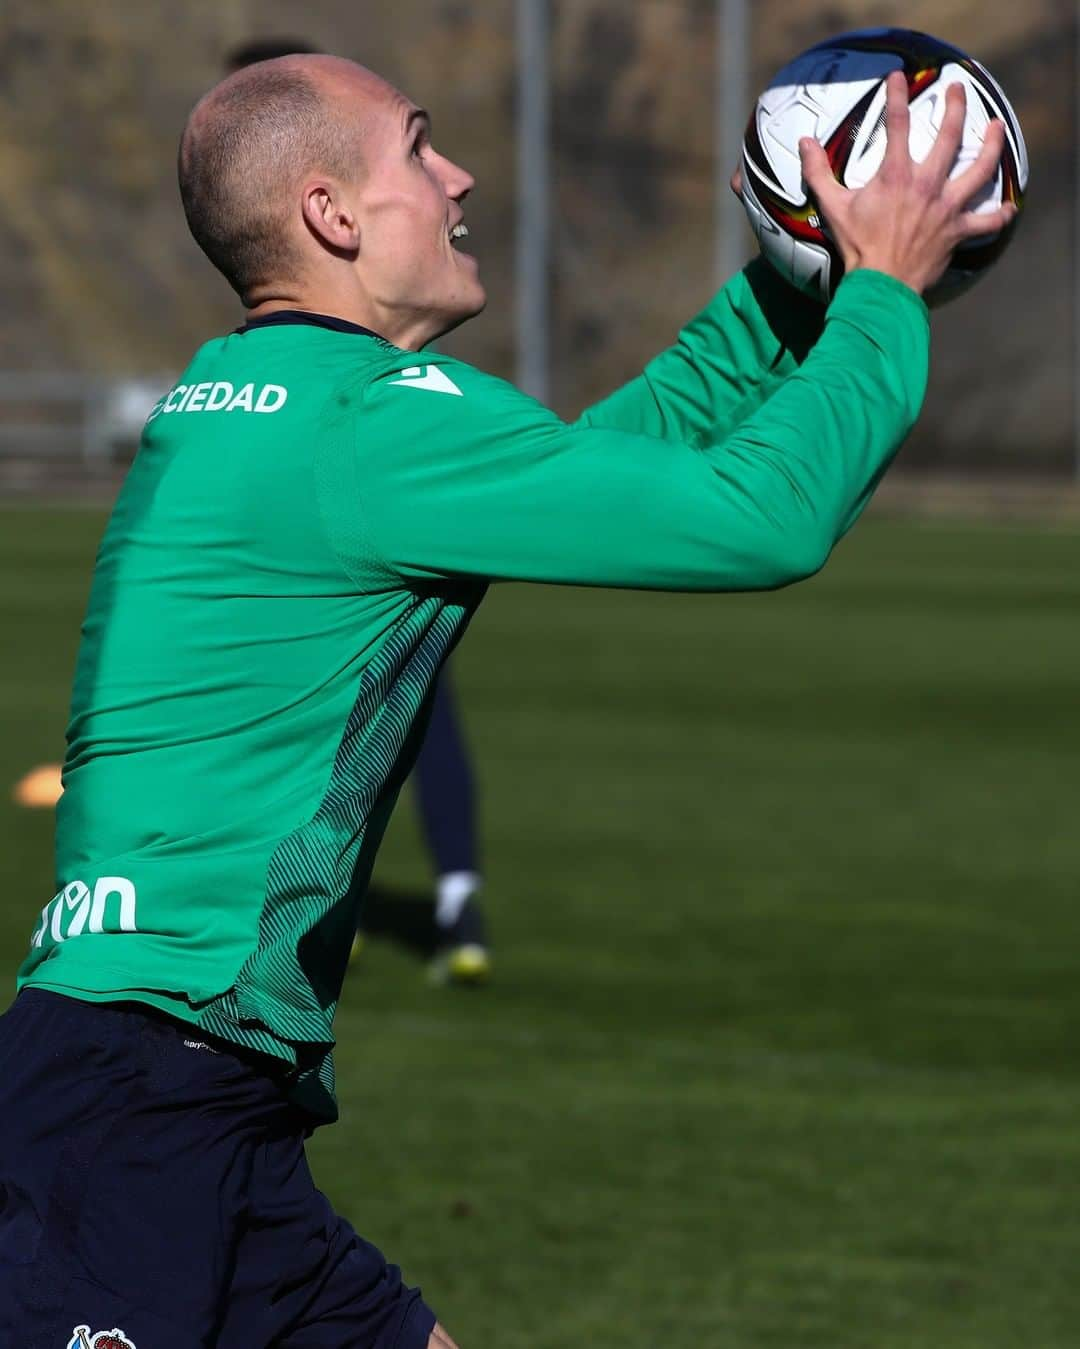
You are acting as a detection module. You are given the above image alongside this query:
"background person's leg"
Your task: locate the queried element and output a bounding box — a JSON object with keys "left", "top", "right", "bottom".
{"left": 414, "top": 669, "right": 478, "bottom": 883}
{"left": 412, "top": 669, "right": 490, "bottom": 983}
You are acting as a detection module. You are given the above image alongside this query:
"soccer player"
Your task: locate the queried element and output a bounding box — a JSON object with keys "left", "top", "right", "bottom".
{"left": 0, "top": 56, "right": 1012, "bottom": 1349}
{"left": 227, "top": 37, "right": 490, "bottom": 984}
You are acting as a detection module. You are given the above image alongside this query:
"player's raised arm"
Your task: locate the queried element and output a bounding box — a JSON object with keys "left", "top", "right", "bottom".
{"left": 575, "top": 258, "right": 825, "bottom": 444}
{"left": 333, "top": 271, "right": 926, "bottom": 593}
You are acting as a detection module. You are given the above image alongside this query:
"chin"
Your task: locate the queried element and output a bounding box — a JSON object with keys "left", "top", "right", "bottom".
{"left": 464, "top": 285, "right": 488, "bottom": 320}
{"left": 435, "top": 287, "right": 487, "bottom": 339}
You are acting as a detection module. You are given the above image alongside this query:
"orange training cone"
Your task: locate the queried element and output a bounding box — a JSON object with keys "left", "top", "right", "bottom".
{"left": 12, "top": 763, "right": 63, "bottom": 808}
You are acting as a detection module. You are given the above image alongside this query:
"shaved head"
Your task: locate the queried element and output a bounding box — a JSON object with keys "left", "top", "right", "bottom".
{"left": 178, "top": 57, "right": 382, "bottom": 304}
{"left": 178, "top": 53, "right": 483, "bottom": 347}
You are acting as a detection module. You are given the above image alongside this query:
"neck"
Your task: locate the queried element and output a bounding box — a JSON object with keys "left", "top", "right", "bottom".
{"left": 245, "top": 280, "right": 438, "bottom": 352}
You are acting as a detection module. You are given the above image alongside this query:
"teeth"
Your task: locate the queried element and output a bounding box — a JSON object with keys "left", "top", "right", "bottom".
{"left": 450, "top": 224, "right": 469, "bottom": 241}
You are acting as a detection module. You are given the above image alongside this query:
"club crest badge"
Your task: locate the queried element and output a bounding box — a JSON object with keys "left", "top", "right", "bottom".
{"left": 67, "top": 1328, "right": 137, "bottom": 1349}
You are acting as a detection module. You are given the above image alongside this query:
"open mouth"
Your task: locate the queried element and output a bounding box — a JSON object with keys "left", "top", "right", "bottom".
{"left": 449, "top": 223, "right": 470, "bottom": 247}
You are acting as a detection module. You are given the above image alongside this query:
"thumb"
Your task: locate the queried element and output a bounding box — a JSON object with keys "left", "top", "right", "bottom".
{"left": 799, "top": 137, "right": 842, "bottom": 211}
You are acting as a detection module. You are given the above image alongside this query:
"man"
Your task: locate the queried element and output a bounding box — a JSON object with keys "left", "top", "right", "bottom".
{"left": 0, "top": 54, "right": 1011, "bottom": 1349}
{"left": 11, "top": 38, "right": 492, "bottom": 985}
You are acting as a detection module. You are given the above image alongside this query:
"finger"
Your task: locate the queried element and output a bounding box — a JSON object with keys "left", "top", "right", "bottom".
{"left": 954, "top": 200, "right": 1018, "bottom": 243}
{"left": 945, "top": 118, "right": 1006, "bottom": 208}
{"left": 881, "top": 70, "right": 912, "bottom": 172}
{"left": 923, "top": 82, "right": 968, "bottom": 184}
{"left": 730, "top": 164, "right": 744, "bottom": 199}
{"left": 799, "top": 137, "right": 845, "bottom": 213}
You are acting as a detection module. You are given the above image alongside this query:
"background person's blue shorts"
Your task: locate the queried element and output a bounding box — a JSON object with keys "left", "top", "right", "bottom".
{"left": 0, "top": 989, "right": 438, "bottom": 1349}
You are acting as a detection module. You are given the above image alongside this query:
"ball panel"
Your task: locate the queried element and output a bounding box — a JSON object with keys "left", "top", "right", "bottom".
{"left": 741, "top": 165, "right": 795, "bottom": 276}
{"left": 790, "top": 238, "right": 836, "bottom": 297}
{"left": 741, "top": 146, "right": 840, "bottom": 303}
{"left": 828, "top": 82, "right": 889, "bottom": 186}
{"left": 963, "top": 58, "right": 1030, "bottom": 193}
{"left": 758, "top": 96, "right": 821, "bottom": 200}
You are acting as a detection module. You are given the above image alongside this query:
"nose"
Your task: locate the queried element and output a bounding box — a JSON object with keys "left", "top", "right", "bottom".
{"left": 438, "top": 151, "right": 475, "bottom": 202}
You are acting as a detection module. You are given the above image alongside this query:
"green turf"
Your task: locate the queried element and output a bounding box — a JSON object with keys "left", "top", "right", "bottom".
{"left": 2, "top": 505, "right": 1080, "bottom": 1346}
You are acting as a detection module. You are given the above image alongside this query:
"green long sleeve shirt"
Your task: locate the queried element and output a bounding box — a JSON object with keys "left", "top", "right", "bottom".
{"left": 18, "top": 263, "right": 929, "bottom": 1120}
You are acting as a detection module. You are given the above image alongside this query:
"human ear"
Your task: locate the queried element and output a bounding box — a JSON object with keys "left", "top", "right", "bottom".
{"left": 301, "top": 182, "right": 360, "bottom": 254}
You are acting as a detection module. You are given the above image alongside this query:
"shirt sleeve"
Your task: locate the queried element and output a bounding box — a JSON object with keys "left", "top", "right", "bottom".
{"left": 327, "top": 269, "right": 929, "bottom": 594}
{"left": 576, "top": 259, "right": 827, "bottom": 445}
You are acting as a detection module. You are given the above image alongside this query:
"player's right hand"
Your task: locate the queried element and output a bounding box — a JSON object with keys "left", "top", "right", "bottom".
{"left": 798, "top": 69, "right": 1018, "bottom": 298}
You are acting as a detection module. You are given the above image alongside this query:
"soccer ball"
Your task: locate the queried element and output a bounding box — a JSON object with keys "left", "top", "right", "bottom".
{"left": 739, "top": 28, "right": 1029, "bottom": 305}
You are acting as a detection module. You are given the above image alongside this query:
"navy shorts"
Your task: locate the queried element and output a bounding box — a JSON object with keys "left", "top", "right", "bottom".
{"left": 0, "top": 990, "right": 437, "bottom": 1349}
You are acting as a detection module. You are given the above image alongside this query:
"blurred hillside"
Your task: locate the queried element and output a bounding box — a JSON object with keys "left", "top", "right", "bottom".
{"left": 0, "top": 0, "right": 1074, "bottom": 467}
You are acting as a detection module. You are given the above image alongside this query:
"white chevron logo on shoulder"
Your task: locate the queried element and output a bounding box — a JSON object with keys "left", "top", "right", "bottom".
{"left": 387, "top": 365, "right": 463, "bottom": 397}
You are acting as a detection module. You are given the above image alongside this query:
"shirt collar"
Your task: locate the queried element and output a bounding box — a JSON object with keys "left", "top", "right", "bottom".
{"left": 235, "top": 310, "right": 386, "bottom": 340}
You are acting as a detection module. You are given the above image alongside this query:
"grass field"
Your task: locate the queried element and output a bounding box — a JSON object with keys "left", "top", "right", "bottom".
{"left": 2, "top": 505, "right": 1080, "bottom": 1347}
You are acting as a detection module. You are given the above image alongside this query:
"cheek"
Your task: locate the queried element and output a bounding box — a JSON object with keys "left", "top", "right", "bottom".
{"left": 370, "top": 194, "right": 445, "bottom": 259}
